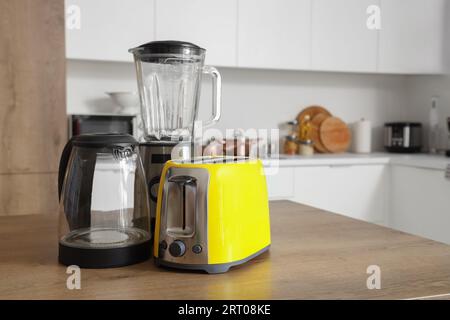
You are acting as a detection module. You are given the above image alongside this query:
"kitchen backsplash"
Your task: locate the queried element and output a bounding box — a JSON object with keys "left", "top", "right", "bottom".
{"left": 67, "top": 59, "right": 409, "bottom": 151}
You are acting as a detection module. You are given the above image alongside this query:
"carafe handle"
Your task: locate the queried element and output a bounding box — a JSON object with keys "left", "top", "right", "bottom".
{"left": 58, "top": 138, "right": 74, "bottom": 200}
{"left": 202, "top": 65, "right": 222, "bottom": 127}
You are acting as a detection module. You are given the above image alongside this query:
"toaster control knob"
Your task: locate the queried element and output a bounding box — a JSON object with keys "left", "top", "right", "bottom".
{"left": 169, "top": 240, "right": 186, "bottom": 257}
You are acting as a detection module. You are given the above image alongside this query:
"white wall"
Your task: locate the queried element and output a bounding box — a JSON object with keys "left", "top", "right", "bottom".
{"left": 67, "top": 59, "right": 409, "bottom": 150}
{"left": 405, "top": 75, "right": 450, "bottom": 151}
{"left": 67, "top": 60, "right": 139, "bottom": 115}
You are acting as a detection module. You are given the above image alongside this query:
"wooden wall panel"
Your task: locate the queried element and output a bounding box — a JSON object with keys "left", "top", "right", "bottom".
{"left": 0, "top": 0, "right": 66, "bottom": 175}
{"left": 0, "top": 0, "right": 66, "bottom": 215}
{"left": 0, "top": 173, "right": 59, "bottom": 216}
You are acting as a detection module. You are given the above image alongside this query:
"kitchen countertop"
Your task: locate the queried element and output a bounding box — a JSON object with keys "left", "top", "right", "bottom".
{"left": 263, "top": 152, "right": 450, "bottom": 170}
{"left": 1, "top": 201, "right": 450, "bottom": 299}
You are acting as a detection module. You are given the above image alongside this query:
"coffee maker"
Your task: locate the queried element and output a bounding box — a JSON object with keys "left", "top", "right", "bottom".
{"left": 129, "top": 41, "right": 222, "bottom": 230}
{"left": 58, "top": 134, "right": 151, "bottom": 268}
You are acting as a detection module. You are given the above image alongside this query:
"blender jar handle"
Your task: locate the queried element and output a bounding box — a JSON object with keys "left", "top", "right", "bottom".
{"left": 202, "top": 65, "right": 222, "bottom": 127}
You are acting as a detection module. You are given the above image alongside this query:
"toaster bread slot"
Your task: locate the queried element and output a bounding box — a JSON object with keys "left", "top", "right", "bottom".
{"left": 166, "top": 175, "right": 197, "bottom": 238}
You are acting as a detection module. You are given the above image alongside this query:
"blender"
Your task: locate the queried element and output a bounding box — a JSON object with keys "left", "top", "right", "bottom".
{"left": 129, "top": 40, "right": 222, "bottom": 230}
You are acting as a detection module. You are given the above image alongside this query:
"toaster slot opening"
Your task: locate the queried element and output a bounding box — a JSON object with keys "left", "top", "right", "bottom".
{"left": 166, "top": 175, "right": 197, "bottom": 238}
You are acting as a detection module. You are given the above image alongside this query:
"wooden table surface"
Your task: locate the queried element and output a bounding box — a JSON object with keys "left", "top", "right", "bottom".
{"left": 1, "top": 200, "right": 450, "bottom": 300}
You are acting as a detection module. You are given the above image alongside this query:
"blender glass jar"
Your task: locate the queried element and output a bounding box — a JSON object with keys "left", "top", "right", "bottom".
{"left": 129, "top": 41, "right": 221, "bottom": 142}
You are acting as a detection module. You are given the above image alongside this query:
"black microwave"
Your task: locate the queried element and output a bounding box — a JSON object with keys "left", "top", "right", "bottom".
{"left": 69, "top": 114, "right": 139, "bottom": 139}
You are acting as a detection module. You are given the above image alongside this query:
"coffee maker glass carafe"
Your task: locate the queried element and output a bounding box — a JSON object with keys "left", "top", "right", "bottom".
{"left": 58, "top": 134, "right": 151, "bottom": 268}
{"left": 129, "top": 41, "right": 221, "bottom": 142}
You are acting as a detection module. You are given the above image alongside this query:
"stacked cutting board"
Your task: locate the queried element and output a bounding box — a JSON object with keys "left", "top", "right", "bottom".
{"left": 297, "top": 105, "right": 352, "bottom": 153}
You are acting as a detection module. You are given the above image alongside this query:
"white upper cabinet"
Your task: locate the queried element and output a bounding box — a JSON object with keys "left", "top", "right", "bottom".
{"left": 155, "top": 0, "right": 237, "bottom": 66}
{"left": 237, "top": 0, "right": 311, "bottom": 70}
{"left": 64, "top": 0, "right": 447, "bottom": 74}
{"left": 378, "top": 0, "right": 446, "bottom": 74}
{"left": 65, "top": 0, "right": 155, "bottom": 62}
{"left": 311, "top": 0, "right": 379, "bottom": 72}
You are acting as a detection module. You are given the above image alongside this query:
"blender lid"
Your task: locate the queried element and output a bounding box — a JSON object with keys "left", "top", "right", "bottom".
{"left": 128, "top": 40, "right": 205, "bottom": 56}
{"left": 71, "top": 133, "right": 138, "bottom": 147}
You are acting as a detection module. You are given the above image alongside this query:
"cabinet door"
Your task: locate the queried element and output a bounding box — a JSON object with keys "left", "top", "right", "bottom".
{"left": 293, "top": 165, "right": 388, "bottom": 224}
{"left": 311, "top": 0, "right": 379, "bottom": 72}
{"left": 264, "top": 167, "right": 295, "bottom": 200}
{"left": 155, "top": 0, "right": 237, "bottom": 66}
{"left": 390, "top": 165, "right": 450, "bottom": 244}
{"left": 238, "top": 0, "right": 311, "bottom": 70}
{"left": 65, "top": 0, "right": 155, "bottom": 62}
{"left": 292, "top": 166, "right": 331, "bottom": 210}
{"left": 378, "top": 0, "right": 446, "bottom": 74}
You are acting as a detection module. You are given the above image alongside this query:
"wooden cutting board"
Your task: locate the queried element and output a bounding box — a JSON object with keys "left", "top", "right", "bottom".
{"left": 296, "top": 105, "right": 332, "bottom": 125}
{"left": 310, "top": 113, "right": 329, "bottom": 153}
{"left": 319, "top": 117, "right": 351, "bottom": 153}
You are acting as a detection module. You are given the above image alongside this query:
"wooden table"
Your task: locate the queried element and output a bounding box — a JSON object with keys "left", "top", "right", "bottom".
{"left": 1, "top": 201, "right": 450, "bottom": 300}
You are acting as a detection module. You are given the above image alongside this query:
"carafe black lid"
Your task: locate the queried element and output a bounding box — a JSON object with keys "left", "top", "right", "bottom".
{"left": 129, "top": 40, "right": 205, "bottom": 56}
{"left": 71, "top": 133, "right": 138, "bottom": 147}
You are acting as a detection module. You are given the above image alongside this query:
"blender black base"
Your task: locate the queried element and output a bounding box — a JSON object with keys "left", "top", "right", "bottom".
{"left": 59, "top": 240, "right": 151, "bottom": 268}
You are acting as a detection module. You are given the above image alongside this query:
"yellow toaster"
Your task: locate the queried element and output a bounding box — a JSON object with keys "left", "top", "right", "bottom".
{"left": 153, "top": 157, "right": 271, "bottom": 273}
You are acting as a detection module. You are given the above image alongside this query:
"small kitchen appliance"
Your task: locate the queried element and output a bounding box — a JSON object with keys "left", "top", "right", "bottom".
{"left": 129, "top": 40, "right": 222, "bottom": 230}
{"left": 384, "top": 122, "right": 422, "bottom": 153}
{"left": 154, "top": 157, "right": 271, "bottom": 274}
{"left": 58, "top": 134, "right": 151, "bottom": 268}
{"left": 446, "top": 117, "right": 450, "bottom": 157}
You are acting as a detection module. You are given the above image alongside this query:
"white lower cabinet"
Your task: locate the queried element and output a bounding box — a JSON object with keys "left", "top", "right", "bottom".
{"left": 265, "top": 161, "right": 450, "bottom": 243}
{"left": 390, "top": 165, "right": 450, "bottom": 244}
{"left": 264, "top": 167, "right": 295, "bottom": 200}
{"left": 292, "top": 165, "right": 388, "bottom": 224}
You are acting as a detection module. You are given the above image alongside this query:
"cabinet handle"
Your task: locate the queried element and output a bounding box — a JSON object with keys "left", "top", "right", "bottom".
{"left": 329, "top": 164, "right": 354, "bottom": 168}
{"left": 445, "top": 164, "right": 450, "bottom": 180}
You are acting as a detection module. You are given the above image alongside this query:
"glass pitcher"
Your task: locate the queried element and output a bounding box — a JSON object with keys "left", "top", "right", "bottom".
{"left": 58, "top": 134, "right": 151, "bottom": 268}
{"left": 129, "top": 41, "right": 221, "bottom": 142}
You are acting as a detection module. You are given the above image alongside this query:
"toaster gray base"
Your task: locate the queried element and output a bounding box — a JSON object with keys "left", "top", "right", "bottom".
{"left": 154, "top": 245, "right": 270, "bottom": 274}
